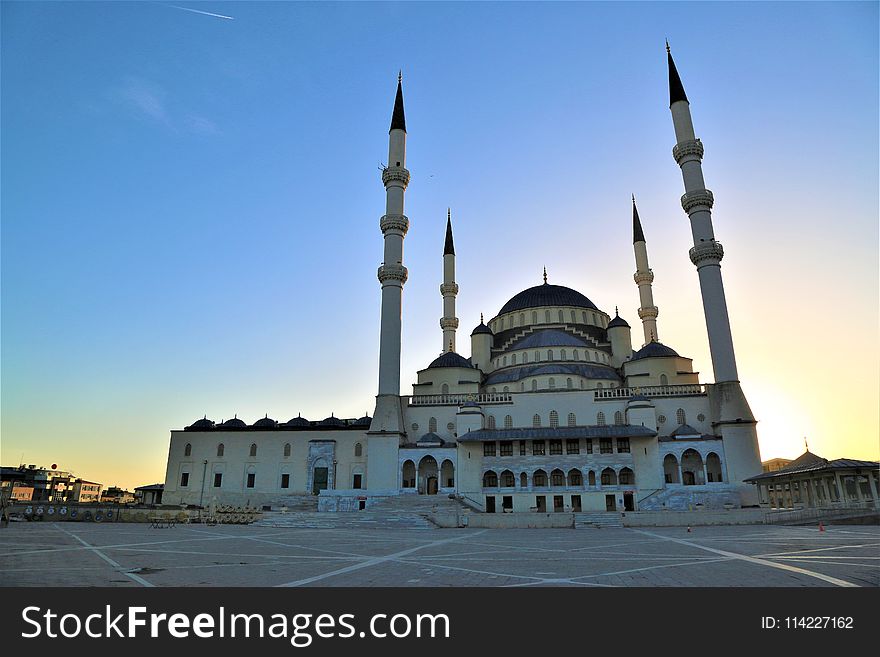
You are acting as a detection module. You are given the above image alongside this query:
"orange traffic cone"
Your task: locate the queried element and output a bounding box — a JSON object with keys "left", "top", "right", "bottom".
{"left": 818, "top": 521, "right": 825, "bottom": 532}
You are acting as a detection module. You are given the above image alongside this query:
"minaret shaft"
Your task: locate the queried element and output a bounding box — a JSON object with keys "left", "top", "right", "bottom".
{"left": 440, "top": 213, "right": 458, "bottom": 352}
{"left": 669, "top": 52, "right": 738, "bottom": 383}
{"left": 632, "top": 199, "right": 658, "bottom": 346}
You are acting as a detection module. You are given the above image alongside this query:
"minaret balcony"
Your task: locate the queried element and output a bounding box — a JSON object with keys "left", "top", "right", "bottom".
{"left": 672, "top": 139, "right": 704, "bottom": 165}
{"left": 688, "top": 241, "right": 724, "bottom": 267}
{"left": 439, "top": 282, "right": 459, "bottom": 296}
{"left": 439, "top": 317, "right": 460, "bottom": 330}
{"left": 381, "top": 166, "right": 410, "bottom": 188}
{"left": 681, "top": 189, "right": 715, "bottom": 214}
{"left": 379, "top": 213, "right": 410, "bottom": 235}
{"left": 637, "top": 306, "right": 659, "bottom": 320}
{"left": 633, "top": 271, "right": 654, "bottom": 285}
{"left": 377, "top": 263, "right": 409, "bottom": 285}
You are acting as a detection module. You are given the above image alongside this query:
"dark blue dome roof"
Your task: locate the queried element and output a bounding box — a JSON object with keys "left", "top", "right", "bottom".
{"left": 186, "top": 417, "right": 214, "bottom": 431}
{"left": 471, "top": 322, "right": 492, "bottom": 336}
{"left": 253, "top": 416, "right": 277, "bottom": 428}
{"left": 498, "top": 283, "right": 598, "bottom": 315}
{"left": 608, "top": 314, "right": 630, "bottom": 329}
{"left": 220, "top": 417, "right": 247, "bottom": 429}
{"left": 320, "top": 415, "right": 345, "bottom": 427}
{"left": 283, "top": 415, "right": 310, "bottom": 427}
{"left": 353, "top": 415, "right": 372, "bottom": 426}
{"left": 631, "top": 341, "right": 679, "bottom": 360}
{"left": 427, "top": 351, "right": 472, "bottom": 369}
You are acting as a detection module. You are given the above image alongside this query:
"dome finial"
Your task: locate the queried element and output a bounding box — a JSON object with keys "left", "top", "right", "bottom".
{"left": 615, "top": 305, "right": 619, "bottom": 316}
{"left": 665, "top": 38, "right": 670, "bottom": 54}
{"left": 543, "top": 267, "right": 548, "bottom": 284}
{"left": 804, "top": 436, "right": 809, "bottom": 452}
{"left": 398, "top": 69, "right": 402, "bottom": 83}
{"left": 480, "top": 312, "right": 484, "bottom": 323}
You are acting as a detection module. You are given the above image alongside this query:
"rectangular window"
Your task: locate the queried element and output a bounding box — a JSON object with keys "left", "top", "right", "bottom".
{"left": 617, "top": 438, "right": 630, "bottom": 453}
{"left": 549, "top": 440, "right": 562, "bottom": 455}
{"left": 600, "top": 438, "right": 613, "bottom": 454}
{"left": 179, "top": 472, "right": 189, "bottom": 487}
{"left": 500, "top": 441, "right": 513, "bottom": 456}
{"left": 566, "top": 439, "right": 580, "bottom": 454}
{"left": 213, "top": 473, "right": 223, "bottom": 488}
{"left": 246, "top": 473, "right": 256, "bottom": 488}
{"left": 281, "top": 473, "right": 290, "bottom": 489}
{"left": 586, "top": 439, "right": 593, "bottom": 454}
{"left": 519, "top": 440, "right": 527, "bottom": 456}
{"left": 352, "top": 474, "right": 362, "bottom": 489}
{"left": 483, "top": 442, "right": 496, "bottom": 457}
{"left": 532, "top": 440, "right": 545, "bottom": 455}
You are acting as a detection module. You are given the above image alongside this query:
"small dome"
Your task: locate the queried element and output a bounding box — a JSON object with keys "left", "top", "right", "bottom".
{"left": 631, "top": 341, "right": 679, "bottom": 360}
{"left": 320, "top": 415, "right": 345, "bottom": 427}
{"left": 471, "top": 322, "right": 492, "bottom": 336}
{"left": 427, "top": 351, "right": 472, "bottom": 369}
{"left": 219, "top": 417, "right": 247, "bottom": 429}
{"left": 186, "top": 417, "right": 214, "bottom": 431}
{"left": 282, "top": 415, "right": 310, "bottom": 427}
{"left": 353, "top": 415, "right": 372, "bottom": 426}
{"left": 608, "top": 313, "right": 630, "bottom": 329}
{"left": 498, "top": 283, "right": 598, "bottom": 315}
{"left": 252, "top": 416, "right": 277, "bottom": 428}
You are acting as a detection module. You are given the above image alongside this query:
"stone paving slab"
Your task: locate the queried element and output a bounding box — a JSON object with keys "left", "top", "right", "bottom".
{"left": 0, "top": 522, "right": 877, "bottom": 587}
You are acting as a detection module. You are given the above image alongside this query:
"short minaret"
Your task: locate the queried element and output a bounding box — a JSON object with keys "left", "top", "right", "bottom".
{"left": 668, "top": 44, "right": 738, "bottom": 383}
{"left": 371, "top": 73, "right": 410, "bottom": 437}
{"left": 440, "top": 209, "right": 459, "bottom": 353}
{"left": 632, "top": 195, "right": 659, "bottom": 346}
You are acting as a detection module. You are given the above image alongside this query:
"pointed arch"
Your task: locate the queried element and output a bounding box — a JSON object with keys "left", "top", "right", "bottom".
{"left": 596, "top": 412, "right": 606, "bottom": 426}
{"left": 567, "top": 412, "right": 576, "bottom": 427}
{"left": 216, "top": 443, "right": 224, "bottom": 457}
{"left": 549, "top": 410, "right": 559, "bottom": 428}
{"left": 504, "top": 415, "right": 513, "bottom": 429}
{"left": 429, "top": 417, "right": 438, "bottom": 433}
{"left": 532, "top": 414, "right": 541, "bottom": 428}
{"left": 249, "top": 443, "right": 257, "bottom": 457}
{"left": 283, "top": 443, "right": 291, "bottom": 458}
{"left": 184, "top": 443, "right": 192, "bottom": 457}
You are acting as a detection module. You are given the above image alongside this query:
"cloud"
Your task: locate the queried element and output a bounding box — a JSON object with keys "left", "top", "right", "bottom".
{"left": 116, "top": 77, "right": 168, "bottom": 123}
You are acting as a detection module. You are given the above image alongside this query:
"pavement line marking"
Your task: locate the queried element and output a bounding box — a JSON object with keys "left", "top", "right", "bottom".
{"left": 392, "top": 556, "right": 611, "bottom": 587}
{"left": 757, "top": 543, "right": 880, "bottom": 558}
{"left": 275, "top": 530, "right": 489, "bottom": 587}
{"left": 574, "top": 556, "right": 733, "bottom": 580}
{"left": 54, "top": 525, "right": 155, "bottom": 587}
{"left": 632, "top": 529, "right": 858, "bottom": 587}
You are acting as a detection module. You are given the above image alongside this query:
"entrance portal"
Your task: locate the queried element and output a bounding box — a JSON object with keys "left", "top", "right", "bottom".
{"left": 417, "top": 456, "right": 439, "bottom": 495}
{"left": 605, "top": 494, "right": 616, "bottom": 512}
{"left": 313, "top": 467, "right": 328, "bottom": 495}
{"left": 623, "top": 492, "right": 634, "bottom": 511}
{"left": 426, "top": 476, "right": 438, "bottom": 495}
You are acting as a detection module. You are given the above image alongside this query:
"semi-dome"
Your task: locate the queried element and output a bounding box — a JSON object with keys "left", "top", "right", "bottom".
{"left": 631, "top": 341, "right": 679, "bottom": 360}
{"left": 498, "top": 283, "right": 598, "bottom": 315}
{"left": 219, "top": 417, "right": 247, "bottom": 429}
{"left": 252, "top": 416, "right": 277, "bottom": 428}
{"left": 185, "top": 417, "right": 215, "bottom": 431}
{"left": 427, "top": 351, "right": 472, "bottom": 369}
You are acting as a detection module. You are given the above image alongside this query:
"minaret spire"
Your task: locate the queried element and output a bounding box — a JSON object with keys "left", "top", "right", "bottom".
{"left": 440, "top": 209, "right": 459, "bottom": 352}
{"left": 632, "top": 195, "right": 659, "bottom": 346}
{"left": 372, "top": 74, "right": 411, "bottom": 436}
{"left": 668, "top": 46, "right": 738, "bottom": 382}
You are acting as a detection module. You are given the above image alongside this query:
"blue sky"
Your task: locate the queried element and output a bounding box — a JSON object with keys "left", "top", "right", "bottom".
{"left": 2, "top": 1, "right": 877, "bottom": 490}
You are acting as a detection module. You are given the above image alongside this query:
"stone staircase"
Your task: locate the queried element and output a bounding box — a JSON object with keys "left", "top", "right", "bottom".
{"left": 636, "top": 486, "right": 740, "bottom": 511}
{"left": 273, "top": 495, "right": 319, "bottom": 513}
{"left": 252, "top": 494, "right": 468, "bottom": 530}
{"left": 574, "top": 512, "right": 625, "bottom": 529}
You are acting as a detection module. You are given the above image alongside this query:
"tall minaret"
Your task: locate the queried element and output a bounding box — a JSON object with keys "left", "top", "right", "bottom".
{"left": 371, "top": 73, "right": 410, "bottom": 438}
{"left": 667, "top": 44, "right": 738, "bottom": 383}
{"left": 440, "top": 209, "right": 459, "bottom": 353}
{"left": 632, "top": 195, "right": 659, "bottom": 346}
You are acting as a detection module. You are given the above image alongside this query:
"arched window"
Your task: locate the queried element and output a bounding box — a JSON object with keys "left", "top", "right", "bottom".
{"left": 532, "top": 414, "right": 541, "bottom": 428}
{"left": 283, "top": 443, "right": 291, "bottom": 458}
{"left": 549, "top": 377, "right": 556, "bottom": 389}
{"left": 487, "top": 415, "right": 496, "bottom": 430}
{"left": 597, "top": 382, "right": 604, "bottom": 389}
{"left": 504, "top": 415, "right": 513, "bottom": 429}
{"left": 441, "top": 383, "right": 449, "bottom": 395}
{"left": 354, "top": 442, "right": 363, "bottom": 457}
{"left": 573, "top": 349, "right": 579, "bottom": 360}
{"left": 601, "top": 468, "right": 617, "bottom": 486}
{"left": 558, "top": 310, "right": 564, "bottom": 322}
{"left": 568, "top": 469, "right": 583, "bottom": 486}
{"left": 520, "top": 472, "right": 528, "bottom": 487}
{"left": 532, "top": 311, "right": 538, "bottom": 324}
{"left": 619, "top": 467, "right": 635, "bottom": 485}
{"left": 547, "top": 349, "right": 553, "bottom": 361}
{"left": 566, "top": 378, "right": 573, "bottom": 389}
{"left": 502, "top": 356, "right": 507, "bottom": 366}
{"left": 551, "top": 469, "right": 565, "bottom": 487}
{"left": 588, "top": 470, "right": 596, "bottom": 486}
{"left": 663, "top": 454, "right": 680, "bottom": 484}
{"left": 561, "top": 349, "right": 567, "bottom": 360}
{"left": 567, "top": 412, "right": 576, "bottom": 427}
{"left": 249, "top": 443, "right": 257, "bottom": 457}
{"left": 402, "top": 460, "right": 416, "bottom": 488}
{"left": 532, "top": 380, "right": 538, "bottom": 391}
{"left": 580, "top": 380, "right": 585, "bottom": 389}
{"left": 521, "top": 382, "right": 525, "bottom": 392}
{"left": 429, "top": 417, "right": 438, "bottom": 433}
{"left": 184, "top": 443, "right": 192, "bottom": 457}
{"left": 549, "top": 410, "right": 559, "bottom": 428}
{"left": 522, "top": 352, "right": 528, "bottom": 363}
{"left": 483, "top": 471, "right": 498, "bottom": 488}
{"left": 503, "top": 385, "right": 509, "bottom": 393}
{"left": 535, "top": 351, "right": 540, "bottom": 362}
{"left": 591, "top": 312, "right": 597, "bottom": 324}
{"left": 216, "top": 443, "right": 224, "bottom": 457}
{"left": 570, "top": 310, "right": 576, "bottom": 323}
{"left": 597, "top": 412, "right": 606, "bottom": 426}
{"left": 533, "top": 469, "right": 547, "bottom": 487}
{"left": 545, "top": 310, "right": 551, "bottom": 323}
{"left": 511, "top": 354, "right": 517, "bottom": 365}
{"left": 582, "top": 311, "right": 587, "bottom": 323}
{"left": 660, "top": 374, "right": 668, "bottom": 386}
{"left": 492, "top": 387, "right": 497, "bottom": 393}
{"left": 519, "top": 313, "right": 525, "bottom": 326}
{"left": 500, "top": 318, "right": 505, "bottom": 330}
{"left": 500, "top": 470, "right": 515, "bottom": 487}
{"left": 676, "top": 408, "right": 687, "bottom": 425}
{"left": 706, "top": 452, "right": 723, "bottom": 483}
{"left": 614, "top": 411, "right": 624, "bottom": 426}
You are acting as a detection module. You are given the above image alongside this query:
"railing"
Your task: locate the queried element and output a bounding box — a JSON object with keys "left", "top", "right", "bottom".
{"left": 408, "top": 392, "right": 513, "bottom": 406}
{"left": 452, "top": 493, "right": 485, "bottom": 513}
{"left": 763, "top": 503, "right": 877, "bottom": 525}
{"left": 594, "top": 384, "right": 707, "bottom": 400}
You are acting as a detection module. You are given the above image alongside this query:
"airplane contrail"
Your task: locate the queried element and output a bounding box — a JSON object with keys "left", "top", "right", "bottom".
{"left": 169, "top": 5, "right": 235, "bottom": 20}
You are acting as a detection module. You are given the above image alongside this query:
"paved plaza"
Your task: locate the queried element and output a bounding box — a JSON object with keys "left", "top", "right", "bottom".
{"left": 0, "top": 522, "right": 877, "bottom": 587}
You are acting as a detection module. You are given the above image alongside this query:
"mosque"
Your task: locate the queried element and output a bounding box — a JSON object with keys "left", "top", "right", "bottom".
{"left": 161, "top": 48, "right": 764, "bottom": 514}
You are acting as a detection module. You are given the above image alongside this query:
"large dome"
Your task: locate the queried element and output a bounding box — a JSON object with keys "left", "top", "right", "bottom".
{"left": 498, "top": 283, "right": 598, "bottom": 315}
